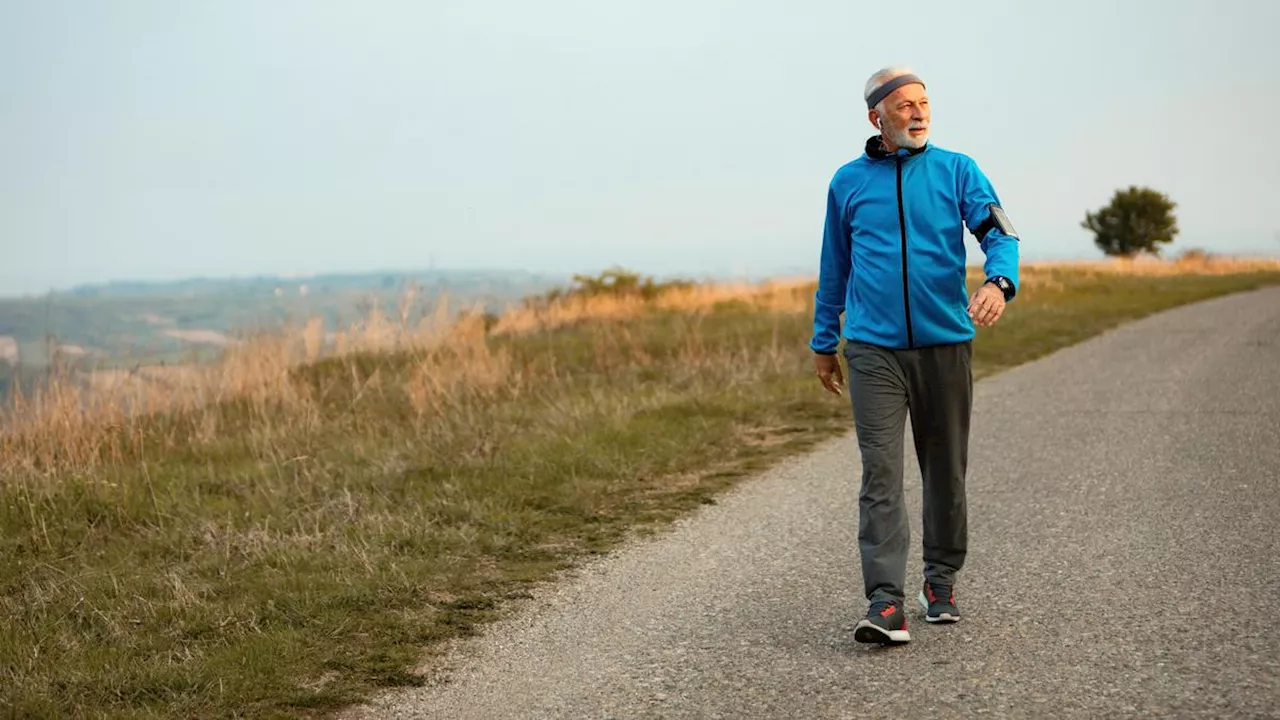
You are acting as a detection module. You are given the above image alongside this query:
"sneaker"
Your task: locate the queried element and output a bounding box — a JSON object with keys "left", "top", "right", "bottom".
{"left": 853, "top": 601, "right": 910, "bottom": 644}
{"left": 918, "top": 580, "right": 960, "bottom": 623}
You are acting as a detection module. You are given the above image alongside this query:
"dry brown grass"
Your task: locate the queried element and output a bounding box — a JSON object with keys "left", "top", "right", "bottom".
{"left": 489, "top": 276, "right": 814, "bottom": 335}
{"left": 0, "top": 276, "right": 812, "bottom": 478}
{"left": 1015, "top": 253, "right": 1280, "bottom": 277}
{"left": 965, "top": 255, "right": 1280, "bottom": 294}
{"left": 2, "top": 257, "right": 1277, "bottom": 479}
{"left": 405, "top": 312, "right": 514, "bottom": 417}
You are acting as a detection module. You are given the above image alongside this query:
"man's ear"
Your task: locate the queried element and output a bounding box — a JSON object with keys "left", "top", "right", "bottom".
{"left": 868, "top": 110, "right": 881, "bottom": 130}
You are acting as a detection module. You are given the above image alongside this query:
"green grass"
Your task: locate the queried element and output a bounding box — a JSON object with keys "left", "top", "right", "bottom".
{"left": 2, "top": 269, "right": 1277, "bottom": 718}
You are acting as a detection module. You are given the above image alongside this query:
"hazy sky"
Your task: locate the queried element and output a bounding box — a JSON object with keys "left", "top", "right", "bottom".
{"left": 3, "top": 0, "right": 1278, "bottom": 297}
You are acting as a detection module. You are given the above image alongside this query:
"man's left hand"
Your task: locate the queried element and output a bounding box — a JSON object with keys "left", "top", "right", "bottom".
{"left": 968, "top": 282, "right": 1006, "bottom": 328}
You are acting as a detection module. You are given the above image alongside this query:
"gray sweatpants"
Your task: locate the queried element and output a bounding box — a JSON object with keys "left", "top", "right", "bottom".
{"left": 842, "top": 340, "right": 972, "bottom": 606}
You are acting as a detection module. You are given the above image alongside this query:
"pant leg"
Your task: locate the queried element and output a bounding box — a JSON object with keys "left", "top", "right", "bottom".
{"left": 843, "top": 341, "right": 910, "bottom": 606}
{"left": 900, "top": 341, "right": 973, "bottom": 587}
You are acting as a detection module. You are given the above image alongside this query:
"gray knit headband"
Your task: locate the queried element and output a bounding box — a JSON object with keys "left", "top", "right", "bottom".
{"left": 865, "top": 73, "right": 925, "bottom": 109}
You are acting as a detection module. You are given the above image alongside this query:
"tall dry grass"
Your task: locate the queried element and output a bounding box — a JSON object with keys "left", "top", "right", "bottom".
{"left": 964, "top": 254, "right": 1280, "bottom": 293}
{"left": 1035, "top": 252, "right": 1280, "bottom": 276}
{"left": 0, "top": 290, "right": 471, "bottom": 475}
{"left": 490, "top": 277, "right": 813, "bottom": 335}
{"left": 0, "top": 276, "right": 813, "bottom": 478}
{"left": 3, "top": 256, "right": 1277, "bottom": 479}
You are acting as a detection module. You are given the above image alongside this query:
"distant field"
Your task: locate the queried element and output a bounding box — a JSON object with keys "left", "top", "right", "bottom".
{"left": 0, "top": 269, "right": 564, "bottom": 372}
{"left": 2, "top": 257, "right": 1279, "bottom": 718}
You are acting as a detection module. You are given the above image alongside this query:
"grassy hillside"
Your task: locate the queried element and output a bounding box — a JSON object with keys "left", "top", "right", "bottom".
{"left": 2, "top": 258, "right": 1279, "bottom": 718}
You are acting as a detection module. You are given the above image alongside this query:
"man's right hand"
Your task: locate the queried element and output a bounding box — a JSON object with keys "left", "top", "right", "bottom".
{"left": 814, "top": 353, "right": 844, "bottom": 396}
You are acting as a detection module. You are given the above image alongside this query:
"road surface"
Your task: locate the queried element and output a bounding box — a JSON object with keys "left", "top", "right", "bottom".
{"left": 343, "top": 287, "right": 1280, "bottom": 719}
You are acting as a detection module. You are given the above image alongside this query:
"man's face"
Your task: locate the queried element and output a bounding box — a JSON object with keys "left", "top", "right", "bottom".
{"left": 873, "top": 82, "right": 930, "bottom": 150}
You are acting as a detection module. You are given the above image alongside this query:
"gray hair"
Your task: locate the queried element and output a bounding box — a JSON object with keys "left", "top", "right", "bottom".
{"left": 863, "top": 66, "right": 915, "bottom": 112}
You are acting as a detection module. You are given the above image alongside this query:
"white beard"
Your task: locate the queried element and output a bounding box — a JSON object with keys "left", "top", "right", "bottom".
{"left": 888, "top": 125, "right": 929, "bottom": 149}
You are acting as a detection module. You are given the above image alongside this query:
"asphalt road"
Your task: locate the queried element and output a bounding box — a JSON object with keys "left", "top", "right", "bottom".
{"left": 343, "top": 287, "right": 1280, "bottom": 719}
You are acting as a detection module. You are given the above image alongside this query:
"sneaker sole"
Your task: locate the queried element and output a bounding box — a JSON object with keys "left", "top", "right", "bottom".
{"left": 917, "top": 591, "right": 960, "bottom": 623}
{"left": 853, "top": 620, "right": 910, "bottom": 644}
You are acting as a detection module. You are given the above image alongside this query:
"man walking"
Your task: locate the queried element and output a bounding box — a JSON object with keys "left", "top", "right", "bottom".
{"left": 810, "top": 66, "right": 1020, "bottom": 645}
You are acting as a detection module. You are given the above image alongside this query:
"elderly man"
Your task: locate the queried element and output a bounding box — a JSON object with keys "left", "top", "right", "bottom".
{"left": 810, "top": 66, "right": 1020, "bottom": 645}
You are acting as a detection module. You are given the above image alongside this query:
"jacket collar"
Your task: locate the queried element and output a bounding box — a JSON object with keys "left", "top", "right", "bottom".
{"left": 864, "top": 134, "right": 929, "bottom": 160}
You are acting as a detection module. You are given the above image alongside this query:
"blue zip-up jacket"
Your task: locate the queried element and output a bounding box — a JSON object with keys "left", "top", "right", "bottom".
{"left": 810, "top": 136, "right": 1020, "bottom": 353}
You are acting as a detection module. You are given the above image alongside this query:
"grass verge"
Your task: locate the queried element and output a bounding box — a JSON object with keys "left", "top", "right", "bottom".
{"left": 2, "top": 264, "right": 1279, "bottom": 718}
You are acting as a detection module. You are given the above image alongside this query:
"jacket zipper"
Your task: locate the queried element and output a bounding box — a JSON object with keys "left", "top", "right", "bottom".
{"left": 895, "top": 156, "right": 915, "bottom": 349}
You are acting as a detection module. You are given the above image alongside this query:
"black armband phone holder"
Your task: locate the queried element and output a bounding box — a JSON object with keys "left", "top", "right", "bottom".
{"left": 972, "top": 203, "right": 1019, "bottom": 242}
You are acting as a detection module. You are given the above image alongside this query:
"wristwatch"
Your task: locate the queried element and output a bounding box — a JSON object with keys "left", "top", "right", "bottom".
{"left": 986, "top": 275, "right": 1015, "bottom": 301}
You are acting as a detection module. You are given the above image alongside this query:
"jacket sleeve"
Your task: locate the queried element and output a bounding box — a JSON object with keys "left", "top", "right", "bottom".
{"left": 959, "top": 157, "right": 1021, "bottom": 299}
{"left": 810, "top": 180, "right": 851, "bottom": 354}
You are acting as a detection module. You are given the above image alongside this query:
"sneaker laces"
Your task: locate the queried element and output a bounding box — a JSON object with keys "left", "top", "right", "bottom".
{"left": 869, "top": 600, "right": 897, "bottom": 616}
{"left": 925, "top": 582, "right": 953, "bottom": 605}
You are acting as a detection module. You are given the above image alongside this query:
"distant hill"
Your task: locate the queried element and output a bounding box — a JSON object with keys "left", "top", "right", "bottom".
{"left": 56, "top": 269, "right": 567, "bottom": 300}
{"left": 0, "top": 269, "right": 569, "bottom": 374}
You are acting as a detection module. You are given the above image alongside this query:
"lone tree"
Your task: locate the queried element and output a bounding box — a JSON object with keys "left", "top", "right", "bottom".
{"left": 1081, "top": 185, "right": 1179, "bottom": 258}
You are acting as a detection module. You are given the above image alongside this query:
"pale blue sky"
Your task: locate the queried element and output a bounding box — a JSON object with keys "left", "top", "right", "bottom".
{"left": 2, "top": 0, "right": 1278, "bottom": 297}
